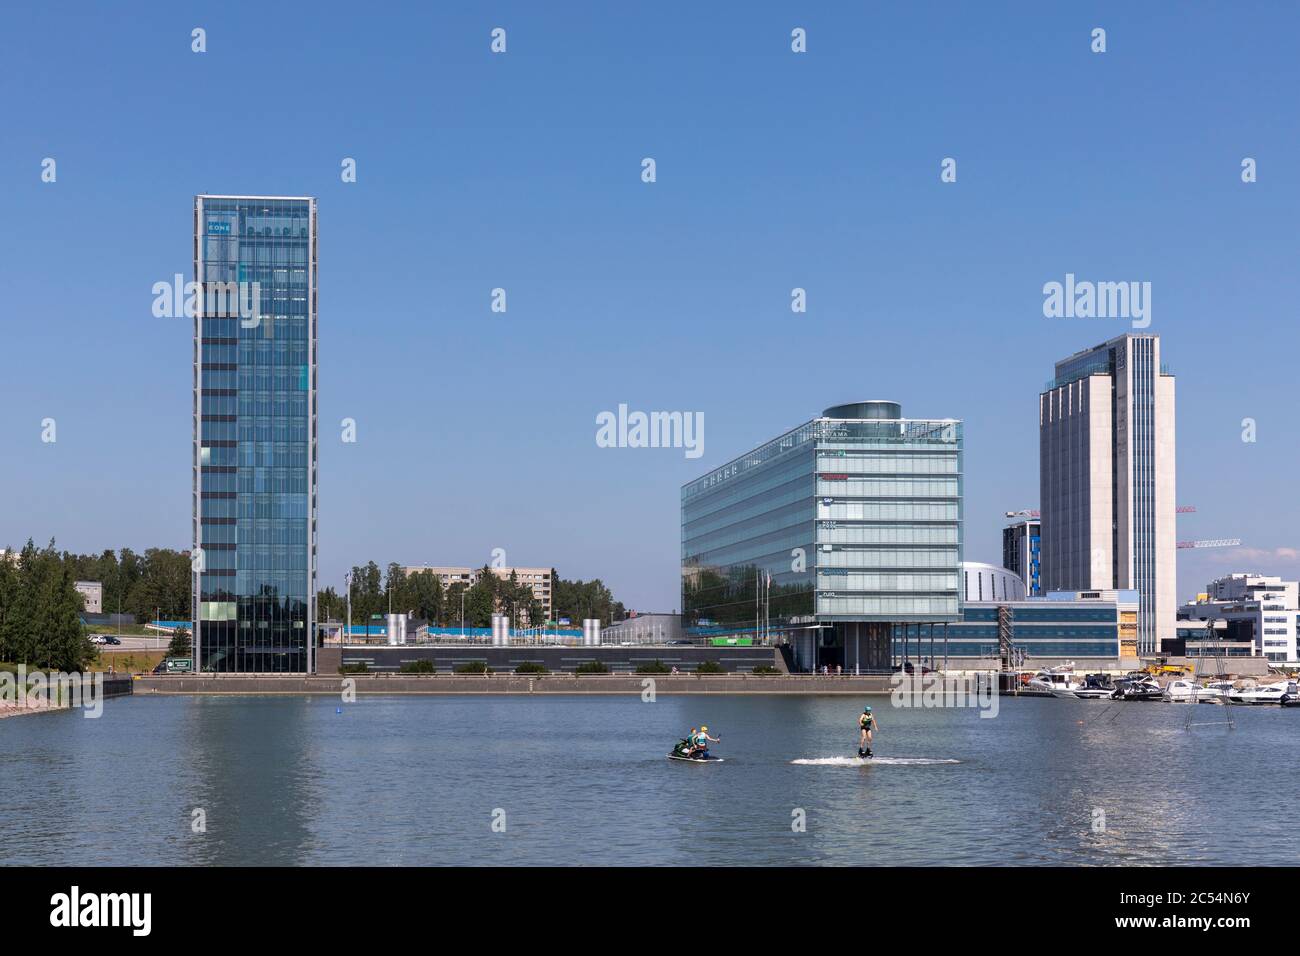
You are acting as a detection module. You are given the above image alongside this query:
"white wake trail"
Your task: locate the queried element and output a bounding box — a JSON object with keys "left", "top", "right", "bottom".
{"left": 790, "top": 756, "right": 960, "bottom": 766}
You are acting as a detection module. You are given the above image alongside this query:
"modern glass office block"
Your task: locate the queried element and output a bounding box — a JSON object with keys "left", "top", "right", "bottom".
{"left": 193, "top": 196, "right": 317, "bottom": 673}
{"left": 682, "top": 402, "right": 962, "bottom": 670}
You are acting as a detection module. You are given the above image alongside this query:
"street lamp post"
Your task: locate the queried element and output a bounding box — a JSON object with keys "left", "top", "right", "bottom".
{"left": 344, "top": 570, "right": 352, "bottom": 648}
{"left": 460, "top": 588, "right": 465, "bottom": 639}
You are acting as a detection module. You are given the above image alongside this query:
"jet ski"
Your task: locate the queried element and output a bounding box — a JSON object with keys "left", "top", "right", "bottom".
{"left": 668, "top": 738, "right": 723, "bottom": 762}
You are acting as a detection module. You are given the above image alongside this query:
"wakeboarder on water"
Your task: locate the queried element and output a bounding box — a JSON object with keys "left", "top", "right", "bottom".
{"left": 858, "top": 706, "right": 879, "bottom": 758}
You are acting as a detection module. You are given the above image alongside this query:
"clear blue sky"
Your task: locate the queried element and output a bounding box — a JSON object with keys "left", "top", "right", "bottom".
{"left": 2, "top": 2, "right": 1298, "bottom": 611}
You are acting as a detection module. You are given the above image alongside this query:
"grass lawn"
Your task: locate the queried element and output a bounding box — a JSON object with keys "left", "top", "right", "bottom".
{"left": 93, "top": 649, "right": 167, "bottom": 673}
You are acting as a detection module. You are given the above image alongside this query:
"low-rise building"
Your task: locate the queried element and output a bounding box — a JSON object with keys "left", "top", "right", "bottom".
{"left": 910, "top": 586, "right": 1140, "bottom": 671}
{"left": 74, "top": 580, "right": 103, "bottom": 614}
{"left": 1178, "top": 572, "right": 1298, "bottom": 664}
{"left": 402, "top": 565, "right": 555, "bottom": 622}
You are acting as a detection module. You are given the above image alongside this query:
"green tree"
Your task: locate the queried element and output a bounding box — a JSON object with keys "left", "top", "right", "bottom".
{"left": 552, "top": 575, "right": 626, "bottom": 625}
{"left": 0, "top": 539, "right": 93, "bottom": 670}
{"left": 465, "top": 569, "right": 496, "bottom": 627}
{"left": 405, "top": 570, "right": 443, "bottom": 623}
{"left": 168, "top": 626, "right": 193, "bottom": 658}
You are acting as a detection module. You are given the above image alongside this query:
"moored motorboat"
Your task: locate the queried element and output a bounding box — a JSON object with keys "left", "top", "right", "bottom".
{"left": 1227, "top": 681, "right": 1296, "bottom": 705}
{"left": 1163, "top": 679, "right": 1223, "bottom": 703}
{"left": 1073, "top": 674, "right": 1117, "bottom": 699}
{"left": 1026, "top": 663, "right": 1082, "bottom": 698}
{"left": 1112, "top": 675, "right": 1163, "bottom": 701}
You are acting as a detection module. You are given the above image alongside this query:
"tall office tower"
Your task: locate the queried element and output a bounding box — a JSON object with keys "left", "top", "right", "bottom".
{"left": 1039, "top": 333, "right": 1175, "bottom": 654}
{"left": 193, "top": 196, "right": 318, "bottom": 672}
{"left": 1002, "top": 518, "right": 1042, "bottom": 596}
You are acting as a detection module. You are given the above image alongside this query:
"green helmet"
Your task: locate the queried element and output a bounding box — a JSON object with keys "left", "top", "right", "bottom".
{"left": 863, "top": 706, "right": 872, "bottom": 713}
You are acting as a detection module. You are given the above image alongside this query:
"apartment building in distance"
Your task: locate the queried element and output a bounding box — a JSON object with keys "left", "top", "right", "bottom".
{"left": 402, "top": 565, "right": 556, "bottom": 622}
{"left": 74, "top": 581, "right": 104, "bottom": 615}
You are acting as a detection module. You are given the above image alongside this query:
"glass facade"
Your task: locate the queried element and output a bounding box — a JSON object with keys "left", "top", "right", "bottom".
{"left": 926, "top": 600, "right": 1128, "bottom": 661}
{"left": 193, "top": 196, "right": 317, "bottom": 672}
{"left": 1002, "top": 520, "right": 1042, "bottom": 596}
{"left": 682, "top": 403, "right": 962, "bottom": 669}
{"left": 681, "top": 421, "right": 818, "bottom": 636}
{"left": 814, "top": 418, "right": 962, "bottom": 622}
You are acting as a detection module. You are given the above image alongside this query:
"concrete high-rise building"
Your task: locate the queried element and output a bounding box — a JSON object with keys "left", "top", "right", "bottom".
{"left": 1039, "top": 333, "right": 1175, "bottom": 654}
{"left": 193, "top": 196, "right": 318, "bottom": 673}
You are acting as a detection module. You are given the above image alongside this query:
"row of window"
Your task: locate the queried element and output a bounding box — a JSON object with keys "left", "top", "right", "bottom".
{"left": 202, "top": 548, "right": 309, "bottom": 571}
{"left": 200, "top": 570, "right": 309, "bottom": 598}
{"left": 201, "top": 420, "right": 309, "bottom": 442}
{"left": 200, "top": 442, "right": 311, "bottom": 468}
{"left": 817, "top": 526, "right": 959, "bottom": 546}
{"left": 202, "top": 341, "right": 310, "bottom": 365}
{"left": 817, "top": 596, "right": 958, "bottom": 615}
{"left": 815, "top": 454, "right": 959, "bottom": 475}
{"left": 817, "top": 572, "right": 959, "bottom": 592}
{"left": 818, "top": 502, "right": 960, "bottom": 522}
{"left": 816, "top": 547, "right": 959, "bottom": 570}
{"left": 200, "top": 316, "right": 311, "bottom": 339}
{"left": 201, "top": 497, "right": 310, "bottom": 520}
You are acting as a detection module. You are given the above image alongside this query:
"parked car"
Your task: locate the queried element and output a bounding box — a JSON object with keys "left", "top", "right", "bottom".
{"left": 892, "top": 663, "right": 935, "bottom": 675}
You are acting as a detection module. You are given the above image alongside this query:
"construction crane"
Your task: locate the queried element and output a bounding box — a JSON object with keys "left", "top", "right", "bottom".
{"left": 1177, "top": 539, "right": 1242, "bottom": 550}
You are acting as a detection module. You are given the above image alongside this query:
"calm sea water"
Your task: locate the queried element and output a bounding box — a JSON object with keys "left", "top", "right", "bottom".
{"left": 1, "top": 694, "right": 1295, "bottom": 866}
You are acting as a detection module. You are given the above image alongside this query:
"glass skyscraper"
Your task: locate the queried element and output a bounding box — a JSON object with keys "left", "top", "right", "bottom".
{"left": 682, "top": 401, "right": 962, "bottom": 672}
{"left": 193, "top": 196, "right": 317, "bottom": 673}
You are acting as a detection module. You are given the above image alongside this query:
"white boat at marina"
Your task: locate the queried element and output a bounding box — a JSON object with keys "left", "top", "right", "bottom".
{"left": 1163, "top": 679, "right": 1224, "bottom": 703}
{"left": 1227, "top": 681, "right": 1296, "bottom": 705}
{"left": 1026, "top": 663, "right": 1082, "bottom": 698}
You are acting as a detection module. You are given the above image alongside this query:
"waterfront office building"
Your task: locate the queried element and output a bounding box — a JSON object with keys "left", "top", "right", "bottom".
{"left": 1177, "top": 573, "right": 1299, "bottom": 664}
{"left": 1002, "top": 518, "right": 1042, "bottom": 596}
{"left": 1040, "top": 334, "right": 1176, "bottom": 655}
{"left": 193, "top": 196, "right": 318, "bottom": 673}
{"left": 934, "top": 586, "right": 1139, "bottom": 668}
{"left": 681, "top": 401, "right": 962, "bottom": 672}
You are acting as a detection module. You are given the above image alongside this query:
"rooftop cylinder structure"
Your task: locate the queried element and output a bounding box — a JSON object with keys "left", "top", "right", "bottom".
{"left": 386, "top": 613, "right": 407, "bottom": 646}
{"left": 491, "top": 614, "right": 509, "bottom": 646}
